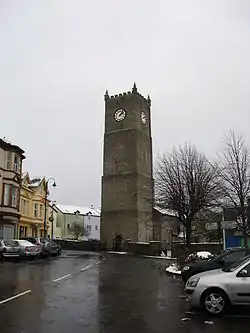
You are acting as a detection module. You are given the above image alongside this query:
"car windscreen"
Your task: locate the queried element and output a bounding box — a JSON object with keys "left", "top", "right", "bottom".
{"left": 222, "top": 255, "right": 250, "bottom": 272}
{"left": 16, "top": 240, "right": 34, "bottom": 246}
{"left": 21, "top": 238, "right": 35, "bottom": 243}
{"left": 4, "top": 240, "right": 17, "bottom": 247}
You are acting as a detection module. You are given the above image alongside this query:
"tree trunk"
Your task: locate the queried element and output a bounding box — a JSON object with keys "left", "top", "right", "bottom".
{"left": 185, "top": 221, "right": 192, "bottom": 249}
{"left": 243, "top": 231, "right": 248, "bottom": 249}
{"left": 242, "top": 213, "right": 248, "bottom": 248}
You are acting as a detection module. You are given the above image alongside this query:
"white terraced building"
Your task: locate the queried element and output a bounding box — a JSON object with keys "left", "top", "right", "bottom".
{"left": 53, "top": 204, "right": 101, "bottom": 240}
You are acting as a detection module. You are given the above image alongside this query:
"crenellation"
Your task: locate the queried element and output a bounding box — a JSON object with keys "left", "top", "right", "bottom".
{"left": 105, "top": 84, "right": 149, "bottom": 106}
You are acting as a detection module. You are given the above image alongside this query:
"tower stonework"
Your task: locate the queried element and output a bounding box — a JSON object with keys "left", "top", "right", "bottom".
{"left": 101, "top": 84, "right": 154, "bottom": 249}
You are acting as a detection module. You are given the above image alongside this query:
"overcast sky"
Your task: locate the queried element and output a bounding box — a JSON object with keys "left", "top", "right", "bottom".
{"left": 1, "top": 0, "right": 250, "bottom": 207}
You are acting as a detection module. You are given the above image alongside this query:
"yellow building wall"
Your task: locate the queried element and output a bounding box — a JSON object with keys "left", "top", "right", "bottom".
{"left": 18, "top": 175, "right": 54, "bottom": 239}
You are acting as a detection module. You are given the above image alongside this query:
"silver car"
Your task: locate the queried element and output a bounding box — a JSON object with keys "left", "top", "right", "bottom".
{"left": 185, "top": 255, "right": 250, "bottom": 315}
{"left": 13, "top": 239, "right": 40, "bottom": 258}
{"left": 0, "top": 239, "right": 20, "bottom": 259}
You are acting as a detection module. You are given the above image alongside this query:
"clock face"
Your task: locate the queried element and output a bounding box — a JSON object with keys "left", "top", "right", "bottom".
{"left": 114, "top": 108, "right": 126, "bottom": 122}
{"left": 140, "top": 111, "right": 147, "bottom": 124}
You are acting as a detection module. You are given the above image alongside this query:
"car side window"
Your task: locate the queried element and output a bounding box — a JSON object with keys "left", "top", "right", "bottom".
{"left": 224, "top": 251, "right": 246, "bottom": 264}
{"left": 4, "top": 240, "right": 16, "bottom": 246}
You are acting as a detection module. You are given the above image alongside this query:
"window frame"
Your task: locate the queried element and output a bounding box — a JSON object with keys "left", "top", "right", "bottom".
{"left": 3, "top": 184, "right": 18, "bottom": 207}
{"left": 86, "top": 225, "right": 91, "bottom": 232}
{"left": 3, "top": 184, "right": 11, "bottom": 206}
{"left": 34, "top": 203, "right": 38, "bottom": 218}
{"left": 6, "top": 151, "right": 12, "bottom": 170}
{"left": 39, "top": 204, "right": 43, "bottom": 219}
{"left": 11, "top": 186, "right": 17, "bottom": 207}
{"left": 13, "top": 154, "right": 19, "bottom": 173}
{"left": 23, "top": 200, "right": 27, "bottom": 215}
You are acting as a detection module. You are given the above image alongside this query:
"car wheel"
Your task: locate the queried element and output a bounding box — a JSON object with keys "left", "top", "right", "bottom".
{"left": 201, "top": 288, "right": 229, "bottom": 316}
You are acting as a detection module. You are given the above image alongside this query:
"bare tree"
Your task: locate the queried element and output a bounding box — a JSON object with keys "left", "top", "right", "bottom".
{"left": 69, "top": 222, "right": 85, "bottom": 240}
{"left": 217, "top": 131, "right": 250, "bottom": 248}
{"left": 155, "top": 144, "right": 221, "bottom": 248}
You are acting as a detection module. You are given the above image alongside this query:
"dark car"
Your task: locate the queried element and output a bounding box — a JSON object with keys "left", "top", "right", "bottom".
{"left": 21, "top": 237, "right": 61, "bottom": 257}
{"left": 181, "top": 248, "right": 250, "bottom": 283}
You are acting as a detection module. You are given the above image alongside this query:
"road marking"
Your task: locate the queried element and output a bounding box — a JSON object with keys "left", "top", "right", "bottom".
{"left": 81, "top": 265, "right": 92, "bottom": 272}
{"left": 80, "top": 260, "right": 101, "bottom": 272}
{"left": 53, "top": 274, "right": 71, "bottom": 282}
{"left": 0, "top": 290, "right": 31, "bottom": 306}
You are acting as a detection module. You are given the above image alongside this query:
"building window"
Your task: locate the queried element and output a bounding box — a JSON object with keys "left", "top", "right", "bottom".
{"left": 6, "top": 151, "right": 12, "bottom": 170}
{"left": 3, "top": 184, "right": 11, "bottom": 205}
{"left": 32, "top": 228, "right": 37, "bottom": 237}
{"left": 19, "top": 226, "right": 27, "bottom": 238}
{"left": 3, "top": 184, "right": 18, "bottom": 207}
{"left": 23, "top": 200, "right": 27, "bottom": 215}
{"left": 21, "top": 199, "right": 28, "bottom": 215}
{"left": 95, "top": 225, "right": 98, "bottom": 231}
{"left": 20, "top": 199, "right": 24, "bottom": 214}
{"left": 11, "top": 187, "right": 17, "bottom": 207}
{"left": 13, "top": 154, "right": 19, "bottom": 173}
{"left": 40, "top": 205, "right": 43, "bottom": 219}
{"left": 34, "top": 203, "right": 38, "bottom": 218}
{"left": 86, "top": 225, "right": 91, "bottom": 233}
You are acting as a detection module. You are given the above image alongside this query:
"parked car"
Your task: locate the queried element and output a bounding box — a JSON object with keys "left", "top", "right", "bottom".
{"left": 0, "top": 239, "right": 20, "bottom": 260}
{"left": 13, "top": 239, "right": 40, "bottom": 258}
{"left": 181, "top": 248, "right": 250, "bottom": 283}
{"left": 21, "top": 237, "right": 61, "bottom": 257}
{"left": 185, "top": 255, "right": 250, "bottom": 315}
{"left": 43, "top": 239, "right": 62, "bottom": 257}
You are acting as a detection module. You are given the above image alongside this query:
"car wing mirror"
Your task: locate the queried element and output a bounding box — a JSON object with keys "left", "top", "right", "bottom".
{"left": 238, "top": 269, "right": 248, "bottom": 277}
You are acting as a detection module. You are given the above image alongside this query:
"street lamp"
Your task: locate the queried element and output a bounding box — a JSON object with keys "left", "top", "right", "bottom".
{"left": 44, "top": 177, "right": 57, "bottom": 238}
{"left": 49, "top": 201, "right": 56, "bottom": 240}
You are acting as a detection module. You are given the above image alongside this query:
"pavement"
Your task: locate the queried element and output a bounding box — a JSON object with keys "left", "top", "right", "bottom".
{"left": 0, "top": 251, "right": 249, "bottom": 333}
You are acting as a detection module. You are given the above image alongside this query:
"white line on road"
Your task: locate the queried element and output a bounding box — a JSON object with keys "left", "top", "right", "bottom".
{"left": 81, "top": 265, "right": 92, "bottom": 272}
{"left": 0, "top": 290, "right": 31, "bottom": 306}
{"left": 53, "top": 274, "right": 72, "bottom": 282}
{"left": 95, "top": 260, "right": 101, "bottom": 265}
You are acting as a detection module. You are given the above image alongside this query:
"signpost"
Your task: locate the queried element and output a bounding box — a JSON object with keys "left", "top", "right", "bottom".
{"left": 205, "top": 221, "right": 237, "bottom": 230}
{"left": 205, "top": 222, "right": 218, "bottom": 231}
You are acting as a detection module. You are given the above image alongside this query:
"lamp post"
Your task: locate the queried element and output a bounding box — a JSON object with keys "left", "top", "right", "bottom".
{"left": 44, "top": 177, "right": 57, "bottom": 238}
{"left": 49, "top": 201, "right": 56, "bottom": 240}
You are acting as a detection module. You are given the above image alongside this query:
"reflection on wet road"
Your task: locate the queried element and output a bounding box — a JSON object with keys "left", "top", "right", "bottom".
{"left": 0, "top": 251, "right": 249, "bottom": 333}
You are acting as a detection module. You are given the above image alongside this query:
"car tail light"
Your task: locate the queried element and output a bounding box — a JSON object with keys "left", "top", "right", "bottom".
{"left": 25, "top": 246, "right": 30, "bottom": 252}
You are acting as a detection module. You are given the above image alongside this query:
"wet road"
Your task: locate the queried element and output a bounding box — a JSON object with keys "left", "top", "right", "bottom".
{"left": 0, "top": 252, "right": 249, "bottom": 333}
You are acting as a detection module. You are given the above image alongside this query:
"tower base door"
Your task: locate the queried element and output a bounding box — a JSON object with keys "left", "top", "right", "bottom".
{"left": 113, "top": 234, "right": 123, "bottom": 252}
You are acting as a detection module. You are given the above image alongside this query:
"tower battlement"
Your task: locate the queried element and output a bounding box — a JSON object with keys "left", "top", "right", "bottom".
{"left": 104, "top": 83, "right": 151, "bottom": 106}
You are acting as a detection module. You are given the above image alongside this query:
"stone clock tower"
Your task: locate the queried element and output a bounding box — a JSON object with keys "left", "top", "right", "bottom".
{"left": 101, "top": 84, "right": 154, "bottom": 249}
